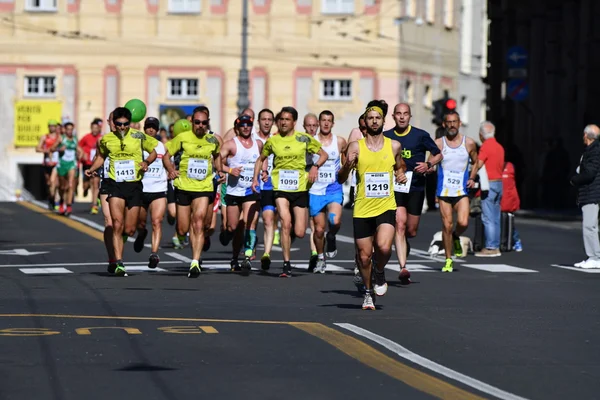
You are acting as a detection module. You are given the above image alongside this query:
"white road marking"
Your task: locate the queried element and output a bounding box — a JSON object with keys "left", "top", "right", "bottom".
{"left": 0, "top": 261, "right": 182, "bottom": 268}
{"left": 293, "top": 263, "right": 347, "bottom": 272}
{"left": 383, "top": 263, "right": 436, "bottom": 272}
{"left": 20, "top": 267, "right": 72, "bottom": 274}
{"left": 462, "top": 264, "right": 538, "bottom": 273}
{"left": 335, "top": 323, "right": 529, "bottom": 400}
{"left": 165, "top": 252, "right": 192, "bottom": 263}
{"left": 550, "top": 264, "right": 600, "bottom": 273}
{"left": 124, "top": 266, "right": 167, "bottom": 272}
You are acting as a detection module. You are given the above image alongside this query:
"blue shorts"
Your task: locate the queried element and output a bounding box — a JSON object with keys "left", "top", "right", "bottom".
{"left": 309, "top": 192, "right": 343, "bottom": 217}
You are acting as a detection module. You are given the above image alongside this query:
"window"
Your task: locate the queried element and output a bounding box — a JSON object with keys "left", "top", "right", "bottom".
{"left": 403, "top": 79, "right": 414, "bottom": 104}
{"left": 25, "top": 0, "right": 57, "bottom": 12}
{"left": 322, "top": 0, "right": 354, "bottom": 15}
{"left": 460, "top": 96, "right": 469, "bottom": 125}
{"left": 320, "top": 79, "right": 352, "bottom": 101}
{"left": 24, "top": 76, "right": 56, "bottom": 97}
{"left": 168, "top": 78, "right": 199, "bottom": 99}
{"left": 404, "top": 0, "right": 415, "bottom": 18}
{"left": 422, "top": 85, "right": 432, "bottom": 108}
{"left": 168, "top": 0, "right": 201, "bottom": 13}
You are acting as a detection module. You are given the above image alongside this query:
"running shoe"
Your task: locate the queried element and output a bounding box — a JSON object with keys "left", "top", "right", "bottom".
{"left": 188, "top": 260, "right": 201, "bottom": 278}
{"left": 315, "top": 259, "right": 326, "bottom": 274}
{"left": 325, "top": 232, "right": 338, "bottom": 258}
{"left": 308, "top": 254, "right": 318, "bottom": 272}
{"left": 241, "top": 256, "right": 252, "bottom": 276}
{"left": 107, "top": 261, "right": 117, "bottom": 274}
{"left": 148, "top": 253, "right": 160, "bottom": 269}
{"left": 134, "top": 229, "right": 148, "bottom": 253}
{"left": 442, "top": 258, "right": 453, "bottom": 272}
{"left": 230, "top": 258, "right": 241, "bottom": 272}
{"left": 353, "top": 265, "right": 365, "bottom": 293}
{"left": 64, "top": 205, "right": 72, "bottom": 217}
{"left": 513, "top": 240, "right": 523, "bottom": 252}
{"left": 203, "top": 236, "right": 211, "bottom": 252}
{"left": 280, "top": 261, "right": 292, "bottom": 278}
{"left": 452, "top": 233, "right": 463, "bottom": 257}
{"left": 398, "top": 267, "right": 411, "bottom": 284}
{"left": 273, "top": 230, "right": 280, "bottom": 246}
{"left": 362, "top": 291, "right": 376, "bottom": 310}
{"left": 373, "top": 268, "right": 388, "bottom": 296}
{"left": 261, "top": 253, "right": 271, "bottom": 271}
{"left": 172, "top": 236, "right": 184, "bottom": 250}
{"left": 114, "top": 261, "right": 127, "bottom": 277}
{"left": 90, "top": 205, "right": 99, "bottom": 215}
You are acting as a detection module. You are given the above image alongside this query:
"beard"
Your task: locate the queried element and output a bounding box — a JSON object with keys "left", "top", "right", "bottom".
{"left": 366, "top": 125, "right": 383, "bottom": 136}
{"left": 446, "top": 128, "right": 458, "bottom": 137}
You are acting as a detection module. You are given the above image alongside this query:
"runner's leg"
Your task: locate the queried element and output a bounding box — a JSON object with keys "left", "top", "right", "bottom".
{"left": 190, "top": 196, "right": 209, "bottom": 261}
{"left": 149, "top": 198, "right": 166, "bottom": 253}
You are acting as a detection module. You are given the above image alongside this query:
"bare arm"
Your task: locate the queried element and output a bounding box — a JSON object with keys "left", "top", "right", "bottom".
{"left": 35, "top": 136, "right": 46, "bottom": 153}
{"left": 338, "top": 141, "right": 359, "bottom": 184}
{"left": 391, "top": 141, "right": 408, "bottom": 184}
{"left": 466, "top": 137, "right": 479, "bottom": 181}
{"left": 337, "top": 136, "right": 348, "bottom": 166}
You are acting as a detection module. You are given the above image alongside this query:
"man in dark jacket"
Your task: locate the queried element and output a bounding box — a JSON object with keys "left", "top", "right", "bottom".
{"left": 571, "top": 124, "right": 600, "bottom": 269}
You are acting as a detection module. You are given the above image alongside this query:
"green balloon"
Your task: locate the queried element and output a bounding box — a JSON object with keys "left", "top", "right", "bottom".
{"left": 173, "top": 119, "right": 192, "bottom": 138}
{"left": 124, "top": 99, "right": 147, "bottom": 123}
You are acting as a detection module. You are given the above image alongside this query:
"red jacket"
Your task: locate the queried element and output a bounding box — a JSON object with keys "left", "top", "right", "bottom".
{"left": 501, "top": 162, "right": 520, "bottom": 212}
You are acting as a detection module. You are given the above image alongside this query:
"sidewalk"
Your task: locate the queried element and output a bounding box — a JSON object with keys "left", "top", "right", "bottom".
{"left": 515, "top": 209, "right": 582, "bottom": 222}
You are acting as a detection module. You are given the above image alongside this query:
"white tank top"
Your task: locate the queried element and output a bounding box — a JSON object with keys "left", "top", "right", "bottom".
{"left": 310, "top": 134, "right": 342, "bottom": 195}
{"left": 142, "top": 141, "right": 168, "bottom": 193}
{"left": 254, "top": 133, "right": 274, "bottom": 190}
{"left": 436, "top": 135, "right": 470, "bottom": 197}
{"left": 226, "top": 137, "right": 260, "bottom": 197}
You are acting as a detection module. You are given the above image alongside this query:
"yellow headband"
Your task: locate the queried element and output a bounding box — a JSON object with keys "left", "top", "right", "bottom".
{"left": 364, "top": 106, "right": 383, "bottom": 118}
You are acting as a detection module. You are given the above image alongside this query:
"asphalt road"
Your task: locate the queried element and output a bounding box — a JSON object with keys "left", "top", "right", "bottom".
{"left": 0, "top": 200, "right": 598, "bottom": 400}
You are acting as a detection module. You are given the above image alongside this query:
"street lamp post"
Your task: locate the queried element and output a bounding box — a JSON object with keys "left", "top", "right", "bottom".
{"left": 236, "top": 0, "right": 250, "bottom": 115}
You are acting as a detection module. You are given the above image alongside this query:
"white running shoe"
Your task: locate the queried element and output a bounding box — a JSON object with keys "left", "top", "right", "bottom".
{"left": 373, "top": 268, "right": 388, "bottom": 297}
{"left": 362, "top": 292, "right": 375, "bottom": 310}
{"left": 580, "top": 259, "right": 600, "bottom": 269}
{"left": 574, "top": 259, "right": 589, "bottom": 268}
{"left": 314, "top": 259, "right": 326, "bottom": 274}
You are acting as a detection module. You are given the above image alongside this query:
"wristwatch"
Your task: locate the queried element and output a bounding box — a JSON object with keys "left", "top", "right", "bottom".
{"left": 426, "top": 161, "right": 432, "bottom": 169}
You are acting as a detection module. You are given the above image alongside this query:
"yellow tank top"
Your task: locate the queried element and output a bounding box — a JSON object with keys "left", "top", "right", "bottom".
{"left": 354, "top": 137, "right": 397, "bottom": 218}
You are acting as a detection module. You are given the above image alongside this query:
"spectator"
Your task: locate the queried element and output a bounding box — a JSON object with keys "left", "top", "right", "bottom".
{"left": 475, "top": 121, "right": 505, "bottom": 257}
{"left": 571, "top": 124, "right": 600, "bottom": 269}
{"left": 501, "top": 162, "right": 523, "bottom": 251}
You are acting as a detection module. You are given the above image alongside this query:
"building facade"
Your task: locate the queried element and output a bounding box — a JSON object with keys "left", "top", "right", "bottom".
{"left": 0, "top": 0, "right": 459, "bottom": 200}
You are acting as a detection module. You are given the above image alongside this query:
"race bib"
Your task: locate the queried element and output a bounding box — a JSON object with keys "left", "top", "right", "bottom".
{"left": 239, "top": 162, "right": 254, "bottom": 188}
{"left": 52, "top": 152, "right": 59, "bottom": 164}
{"left": 394, "top": 171, "right": 413, "bottom": 193}
{"left": 445, "top": 170, "right": 464, "bottom": 190}
{"left": 267, "top": 155, "right": 274, "bottom": 175}
{"left": 350, "top": 170, "right": 357, "bottom": 186}
{"left": 115, "top": 160, "right": 136, "bottom": 182}
{"left": 90, "top": 148, "right": 96, "bottom": 161}
{"left": 317, "top": 160, "right": 336, "bottom": 184}
{"left": 62, "top": 149, "right": 76, "bottom": 162}
{"left": 364, "top": 172, "right": 391, "bottom": 198}
{"left": 145, "top": 162, "right": 162, "bottom": 178}
{"left": 187, "top": 158, "right": 209, "bottom": 180}
{"left": 279, "top": 169, "right": 299, "bottom": 191}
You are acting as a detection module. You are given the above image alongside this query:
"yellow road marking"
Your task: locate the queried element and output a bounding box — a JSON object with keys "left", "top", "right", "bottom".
{"left": 75, "top": 327, "right": 142, "bottom": 335}
{"left": 199, "top": 326, "right": 219, "bottom": 334}
{"left": 291, "top": 322, "right": 486, "bottom": 400}
{"left": 18, "top": 201, "right": 103, "bottom": 241}
{"left": 0, "top": 313, "right": 289, "bottom": 325}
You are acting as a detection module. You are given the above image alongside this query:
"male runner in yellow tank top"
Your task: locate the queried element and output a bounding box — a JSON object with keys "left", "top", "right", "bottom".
{"left": 338, "top": 103, "right": 407, "bottom": 310}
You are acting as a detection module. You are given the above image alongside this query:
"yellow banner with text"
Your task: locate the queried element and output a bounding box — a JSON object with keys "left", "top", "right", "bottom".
{"left": 13, "top": 101, "right": 63, "bottom": 147}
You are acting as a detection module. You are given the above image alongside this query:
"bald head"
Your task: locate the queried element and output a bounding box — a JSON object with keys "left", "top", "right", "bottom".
{"left": 392, "top": 103, "right": 412, "bottom": 131}
{"left": 242, "top": 108, "right": 255, "bottom": 120}
{"left": 303, "top": 113, "right": 318, "bottom": 136}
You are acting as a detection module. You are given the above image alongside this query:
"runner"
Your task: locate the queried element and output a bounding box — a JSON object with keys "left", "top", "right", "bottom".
{"left": 252, "top": 106, "right": 328, "bottom": 277}
{"left": 338, "top": 102, "right": 407, "bottom": 310}
{"left": 220, "top": 115, "right": 264, "bottom": 274}
{"left": 97, "top": 112, "right": 116, "bottom": 272}
{"left": 35, "top": 119, "right": 61, "bottom": 210}
{"left": 383, "top": 103, "right": 442, "bottom": 283}
{"left": 253, "top": 108, "right": 277, "bottom": 270}
{"left": 434, "top": 110, "right": 479, "bottom": 272}
{"left": 308, "top": 110, "right": 347, "bottom": 273}
{"left": 302, "top": 113, "right": 321, "bottom": 269}
{"left": 163, "top": 108, "right": 224, "bottom": 278}
{"left": 134, "top": 117, "right": 168, "bottom": 269}
{"left": 85, "top": 107, "right": 159, "bottom": 276}
{"left": 79, "top": 118, "right": 104, "bottom": 214}
{"left": 54, "top": 122, "right": 80, "bottom": 216}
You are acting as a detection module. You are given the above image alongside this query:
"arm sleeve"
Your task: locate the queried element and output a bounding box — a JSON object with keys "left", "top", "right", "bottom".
{"left": 307, "top": 135, "right": 322, "bottom": 154}
{"left": 422, "top": 133, "right": 441, "bottom": 155}
{"left": 261, "top": 138, "right": 273, "bottom": 158}
{"left": 142, "top": 133, "right": 159, "bottom": 153}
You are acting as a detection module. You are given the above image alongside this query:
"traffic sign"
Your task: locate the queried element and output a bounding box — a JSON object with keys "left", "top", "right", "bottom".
{"left": 507, "top": 79, "right": 528, "bottom": 102}
{"left": 507, "top": 46, "right": 528, "bottom": 68}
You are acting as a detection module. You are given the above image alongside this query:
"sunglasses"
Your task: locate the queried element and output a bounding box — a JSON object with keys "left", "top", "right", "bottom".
{"left": 194, "top": 119, "right": 210, "bottom": 126}
{"left": 115, "top": 121, "right": 130, "bottom": 127}
{"left": 237, "top": 123, "right": 252, "bottom": 128}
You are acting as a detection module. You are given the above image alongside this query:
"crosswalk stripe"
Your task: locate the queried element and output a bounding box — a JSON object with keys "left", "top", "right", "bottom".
{"left": 385, "top": 264, "right": 436, "bottom": 272}
{"left": 462, "top": 264, "right": 538, "bottom": 273}
{"left": 125, "top": 266, "right": 167, "bottom": 272}
{"left": 20, "top": 267, "right": 73, "bottom": 274}
{"left": 550, "top": 264, "right": 600, "bottom": 274}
